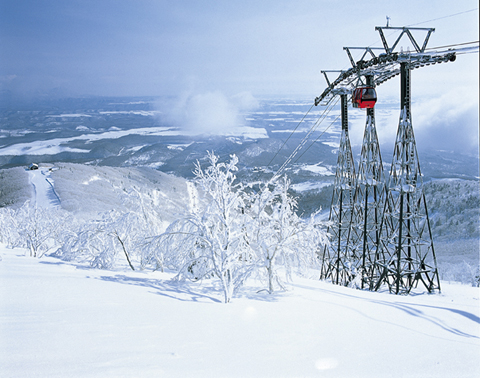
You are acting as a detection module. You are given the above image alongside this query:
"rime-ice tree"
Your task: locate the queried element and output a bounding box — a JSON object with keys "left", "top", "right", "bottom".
{"left": 151, "top": 152, "right": 330, "bottom": 301}
{"left": 248, "top": 177, "right": 329, "bottom": 293}
{"left": 10, "top": 202, "right": 69, "bottom": 257}
{"left": 57, "top": 209, "right": 150, "bottom": 270}
{"left": 91, "top": 210, "right": 142, "bottom": 270}
{"left": 153, "top": 152, "right": 255, "bottom": 303}
{"left": 56, "top": 188, "right": 166, "bottom": 269}
{"left": 0, "top": 207, "right": 19, "bottom": 247}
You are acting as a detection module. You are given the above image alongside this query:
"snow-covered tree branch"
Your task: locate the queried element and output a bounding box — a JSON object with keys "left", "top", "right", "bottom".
{"left": 152, "top": 152, "right": 255, "bottom": 303}
{"left": 247, "top": 176, "right": 329, "bottom": 293}
{"left": 149, "top": 152, "right": 329, "bottom": 301}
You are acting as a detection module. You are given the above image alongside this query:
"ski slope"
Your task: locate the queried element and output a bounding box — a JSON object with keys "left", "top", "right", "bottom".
{"left": 28, "top": 167, "right": 61, "bottom": 208}
{"left": 1, "top": 246, "right": 479, "bottom": 378}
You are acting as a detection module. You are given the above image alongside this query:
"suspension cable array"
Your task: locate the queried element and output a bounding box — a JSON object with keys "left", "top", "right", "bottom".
{"left": 266, "top": 40, "right": 478, "bottom": 182}
{"left": 316, "top": 25, "right": 478, "bottom": 294}
{"left": 272, "top": 97, "right": 340, "bottom": 180}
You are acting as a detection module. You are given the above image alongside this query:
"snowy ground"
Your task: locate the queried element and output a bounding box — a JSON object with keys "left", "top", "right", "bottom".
{"left": 1, "top": 245, "right": 479, "bottom": 378}
{"left": 28, "top": 167, "right": 61, "bottom": 208}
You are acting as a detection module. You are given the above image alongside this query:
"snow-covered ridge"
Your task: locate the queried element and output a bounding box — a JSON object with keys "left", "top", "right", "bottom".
{"left": 0, "top": 127, "right": 177, "bottom": 156}
{"left": 48, "top": 113, "right": 92, "bottom": 118}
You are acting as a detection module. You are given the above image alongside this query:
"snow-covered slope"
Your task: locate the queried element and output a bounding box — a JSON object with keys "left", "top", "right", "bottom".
{"left": 48, "top": 163, "right": 193, "bottom": 223}
{"left": 28, "top": 167, "right": 61, "bottom": 208}
{"left": 1, "top": 245, "right": 479, "bottom": 378}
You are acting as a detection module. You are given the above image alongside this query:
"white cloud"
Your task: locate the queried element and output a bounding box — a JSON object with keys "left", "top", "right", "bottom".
{"left": 157, "top": 90, "right": 260, "bottom": 135}
{"left": 413, "top": 89, "right": 479, "bottom": 153}
{"left": 346, "top": 86, "right": 478, "bottom": 157}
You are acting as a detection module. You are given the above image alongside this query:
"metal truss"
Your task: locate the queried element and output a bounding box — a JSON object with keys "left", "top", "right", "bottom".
{"left": 373, "top": 63, "right": 441, "bottom": 294}
{"left": 320, "top": 95, "right": 359, "bottom": 285}
{"left": 350, "top": 76, "right": 386, "bottom": 289}
{"left": 375, "top": 26, "right": 435, "bottom": 54}
{"left": 315, "top": 26, "right": 459, "bottom": 106}
{"left": 316, "top": 26, "right": 458, "bottom": 294}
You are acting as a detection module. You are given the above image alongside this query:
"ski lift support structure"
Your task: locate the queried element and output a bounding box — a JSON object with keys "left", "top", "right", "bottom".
{"left": 314, "top": 26, "right": 464, "bottom": 107}
{"left": 316, "top": 25, "right": 478, "bottom": 293}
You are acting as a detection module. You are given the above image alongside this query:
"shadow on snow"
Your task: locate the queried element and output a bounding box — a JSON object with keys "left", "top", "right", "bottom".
{"left": 97, "top": 274, "right": 223, "bottom": 303}
{"left": 94, "top": 273, "right": 285, "bottom": 304}
{"left": 291, "top": 282, "right": 480, "bottom": 340}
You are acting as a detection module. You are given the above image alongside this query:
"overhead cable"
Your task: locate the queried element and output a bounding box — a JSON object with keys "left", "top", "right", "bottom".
{"left": 267, "top": 103, "right": 314, "bottom": 167}
{"left": 271, "top": 96, "right": 340, "bottom": 180}
{"left": 425, "top": 40, "right": 479, "bottom": 51}
{"left": 292, "top": 113, "right": 341, "bottom": 166}
{"left": 407, "top": 8, "right": 478, "bottom": 27}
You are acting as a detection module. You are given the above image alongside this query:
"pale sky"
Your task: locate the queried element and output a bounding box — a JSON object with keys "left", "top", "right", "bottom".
{"left": 1, "top": 0, "right": 478, "bottom": 100}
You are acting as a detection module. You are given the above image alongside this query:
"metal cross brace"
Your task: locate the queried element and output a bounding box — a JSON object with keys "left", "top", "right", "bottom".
{"left": 343, "top": 47, "right": 385, "bottom": 69}
{"left": 375, "top": 26, "right": 435, "bottom": 54}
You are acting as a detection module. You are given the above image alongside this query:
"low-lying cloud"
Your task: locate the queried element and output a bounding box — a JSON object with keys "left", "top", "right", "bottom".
{"left": 348, "top": 89, "right": 478, "bottom": 157}
{"left": 413, "top": 89, "right": 478, "bottom": 154}
{"left": 157, "top": 91, "right": 259, "bottom": 135}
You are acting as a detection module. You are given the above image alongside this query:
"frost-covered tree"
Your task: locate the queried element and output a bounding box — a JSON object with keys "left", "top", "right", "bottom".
{"left": 0, "top": 207, "right": 19, "bottom": 247}
{"left": 150, "top": 152, "right": 330, "bottom": 301}
{"left": 247, "top": 177, "right": 329, "bottom": 293}
{"left": 55, "top": 186, "right": 168, "bottom": 269}
{"left": 0, "top": 167, "right": 32, "bottom": 208}
{"left": 91, "top": 210, "right": 144, "bottom": 270}
{"left": 56, "top": 209, "right": 150, "bottom": 270}
{"left": 10, "top": 202, "right": 69, "bottom": 257}
{"left": 152, "top": 152, "right": 255, "bottom": 303}
{"left": 474, "top": 266, "right": 480, "bottom": 287}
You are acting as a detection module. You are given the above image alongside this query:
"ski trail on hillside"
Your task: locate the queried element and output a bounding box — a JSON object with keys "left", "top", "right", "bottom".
{"left": 28, "top": 167, "right": 61, "bottom": 208}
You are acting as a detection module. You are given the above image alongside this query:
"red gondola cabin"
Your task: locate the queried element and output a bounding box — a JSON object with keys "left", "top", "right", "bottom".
{"left": 352, "top": 87, "right": 377, "bottom": 109}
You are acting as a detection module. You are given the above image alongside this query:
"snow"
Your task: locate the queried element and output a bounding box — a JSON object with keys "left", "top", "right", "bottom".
{"left": 223, "top": 125, "right": 268, "bottom": 139}
{"left": 81, "top": 175, "right": 103, "bottom": 185}
{"left": 291, "top": 181, "right": 331, "bottom": 192}
{"left": 99, "top": 110, "right": 159, "bottom": 116}
{"left": 167, "top": 143, "right": 193, "bottom": 150}
{"left": 0, "top": 126, "right": 268, "bottom": 156}
{"left": 28, "top": 167, "right": 61, "bottom": 208}
{"left": 48, "top": 114, "right": 92, "bottom": 118}
{"left": 271, "top": 128, "right": 308, "bottom": 133}
{"left": 323, "top": 141, "right": 340, "bottom": 148}
{"left": 1, "top": 245, "right": 479, "bottom": 378}
{"left": 297, "top": 163, "right": 335, "bottom": 176}
{"left": 48, "top": 163, "right": 192, "bottom": 219}
{"left": 186, "top": 181, "right": 199, "bottom": 213}
{"left": 1, "top": 148, "right": 479, "bottom": 376}
{"left": 0, "top": 127, "right": 177, "bottom": 156}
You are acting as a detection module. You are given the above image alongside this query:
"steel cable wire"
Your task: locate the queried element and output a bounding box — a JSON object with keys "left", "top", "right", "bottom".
{"left": 267, "top": 103, "right": 314, "bottom": 167}
{"left": 271, "top": 96, "right": 340, "bottom": 180}
{"left": 292, "top": 113, "right": 342, "bottom": 166}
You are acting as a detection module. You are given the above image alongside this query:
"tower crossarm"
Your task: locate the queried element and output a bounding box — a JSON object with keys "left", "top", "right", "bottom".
{"left": 315, "top": 50, "right": 458, "bottom": 106}
{"left": 375, "top": 26, "right": 435, "bottom": 54}
{"left": 343, "top": 47, "right": 385, "bottom": 68}
{"left": 314, "top": 25, "right": 478, "bottom": 107}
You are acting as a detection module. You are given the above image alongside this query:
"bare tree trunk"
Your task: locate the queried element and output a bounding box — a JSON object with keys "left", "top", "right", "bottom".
{"left": 114, "top": 231, "right": 135, "bottom": 271}
{"left": 267, "top": 257, "right": 274, "bottom": 294}
{"left": 222, "top": 269, "right": 232, "bottom": 303}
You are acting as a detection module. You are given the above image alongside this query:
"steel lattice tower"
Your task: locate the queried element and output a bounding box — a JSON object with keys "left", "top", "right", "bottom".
{"left": 314, "top": 25, "right": 473, "bottom": 294}
{"left": 351, "top": 76, "right": 386, "bottom": 289}
{"left": 373, "top": 62, "right": 441, "bottom": 294}
{"left": 320, "top": 94, "right": 359, "bottom": 285}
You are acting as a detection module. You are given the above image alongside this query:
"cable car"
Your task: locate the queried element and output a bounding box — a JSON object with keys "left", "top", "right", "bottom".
{"left": 352, "top": 86, "right": 377, "bottom": 109}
